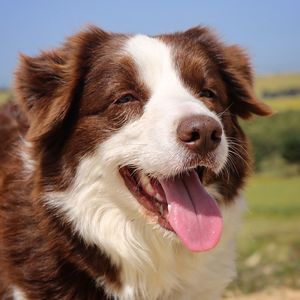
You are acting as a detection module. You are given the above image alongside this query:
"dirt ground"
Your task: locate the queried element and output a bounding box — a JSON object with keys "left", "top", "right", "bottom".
{"left": 225, "top": 288, "right": 300, "bottom": 300}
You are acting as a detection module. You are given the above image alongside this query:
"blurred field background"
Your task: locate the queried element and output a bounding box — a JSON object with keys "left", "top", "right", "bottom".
{"left": 229, "top": 73, "right": 300, "bottom": 298}
{"left": 1, "top": 72, "right": 300, "bottom": 299}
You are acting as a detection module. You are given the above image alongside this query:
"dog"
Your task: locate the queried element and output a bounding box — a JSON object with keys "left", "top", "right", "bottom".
{"left": 0, "top": 26, "right": 271, "bottom": 300}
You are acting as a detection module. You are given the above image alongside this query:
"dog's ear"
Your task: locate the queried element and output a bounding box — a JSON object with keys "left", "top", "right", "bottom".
{"left": 15, "top": 26, "right": 109, "bottom": 142}
{"left": 223, "top": 45, "right": 272, "bottom": 119}
{"left": 15, "top": 49, "right": 70, "bottom": 141}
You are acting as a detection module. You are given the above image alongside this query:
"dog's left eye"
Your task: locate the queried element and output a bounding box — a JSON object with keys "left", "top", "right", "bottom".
{"left": 115, "top": 94, "right": 137, "bottom": 105}
{"left": 199, "top": 89, "right": 215, "bottom": 99}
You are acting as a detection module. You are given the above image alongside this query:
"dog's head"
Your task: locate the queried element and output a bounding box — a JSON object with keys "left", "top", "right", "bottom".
{"left": 15, "top": 26, "right": 271, "bottom": 253}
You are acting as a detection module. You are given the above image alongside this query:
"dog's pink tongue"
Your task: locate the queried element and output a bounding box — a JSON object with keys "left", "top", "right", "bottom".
{"left": 160, "top": 170, "right": 223, "bottom": 252}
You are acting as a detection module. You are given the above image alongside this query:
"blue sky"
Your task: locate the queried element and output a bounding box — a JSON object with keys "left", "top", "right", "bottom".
{"left": 1, "top": 0, "right": 300, "bottom": 87}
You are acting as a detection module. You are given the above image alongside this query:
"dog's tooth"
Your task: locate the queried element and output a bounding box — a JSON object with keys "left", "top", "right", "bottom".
{"left": 168, "top": 204, "right": 171, "bottom": 211}
{"left": 159, "top": 204, "right": 163, "bottom": 215}
{"left": 139, "top": 173, "right": 155, "bottom": 196}
{"left": 155, "top": 192, "right": 164, "bottom": 202}
{"left": 139, "top": 172, "right": 150, "bottom": 186}
{"left": 144, "top": 183, "right": 155, "bottom": 196}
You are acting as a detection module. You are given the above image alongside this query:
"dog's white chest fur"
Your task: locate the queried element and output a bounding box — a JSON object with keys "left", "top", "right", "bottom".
{"left": 115, "top": 197, "right": 245, "bottom": 300}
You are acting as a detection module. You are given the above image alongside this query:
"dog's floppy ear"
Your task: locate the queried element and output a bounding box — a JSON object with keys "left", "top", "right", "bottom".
{"left": 15, "top": 50, "right": 70, "bottom": 141}
{"left": 223, "top": 45, "right": 272, "bottom": 119}
{"left": 15, "top": 26, "right": 109, "bottom": 142}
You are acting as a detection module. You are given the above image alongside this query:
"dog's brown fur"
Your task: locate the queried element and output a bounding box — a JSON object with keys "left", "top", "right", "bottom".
{"left": 0, "top": 26, "right": 271, "bottom": 299}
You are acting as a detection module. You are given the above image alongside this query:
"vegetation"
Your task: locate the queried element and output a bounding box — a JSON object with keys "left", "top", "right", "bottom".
{"left": 241, "top": 110, "right": 300, "bottom": 172}
{"left": 0, "top": 89, "right": 12, "bottom": 104}
{"left": 255, "top": 73, "right": 300, "bottom": 96}
{"left": 231, "top": 73, "right": 300, "bottom": 294}
{"left": 230, "top": 175, "right": 300, "bottom": 294}
{"left": 255, "top": 73, "right": 300, "bottom": 111}
{"left": 280, "top": 134, "right": 300, "bottom": 164}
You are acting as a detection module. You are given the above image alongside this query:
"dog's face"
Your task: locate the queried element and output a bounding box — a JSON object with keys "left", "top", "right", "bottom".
{"left": 16, "top": 26, "right": 271, "bottom": 253}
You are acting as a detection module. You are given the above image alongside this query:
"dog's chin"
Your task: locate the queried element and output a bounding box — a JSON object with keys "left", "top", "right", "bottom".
{"left": 119, "top": 162, "right": 222, "bottom": 232}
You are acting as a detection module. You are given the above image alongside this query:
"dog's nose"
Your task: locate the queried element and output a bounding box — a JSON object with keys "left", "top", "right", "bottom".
{"left": 177, "top": 115, "right": 222, "bottom": 154}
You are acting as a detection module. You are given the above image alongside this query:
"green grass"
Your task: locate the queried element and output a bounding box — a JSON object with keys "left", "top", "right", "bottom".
{"left": 0, "top": 90, "right": 11, "bottom": 104}
{"left": 246, "top": 175, "right": 300, "bottom": 216}
{"left": 255, "top": 73, "right": 300, "bottom": 93}
{"left": 255, "top": 74, "right": 300, "bottom": 112}
{"left": 264, "top": 97, "right": 300, "bottom": 112}
{"left": 230, "top": 174, "right": 300, "bottom": 293}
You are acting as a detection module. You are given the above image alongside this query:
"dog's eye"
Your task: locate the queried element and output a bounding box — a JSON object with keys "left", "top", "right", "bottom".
{"left": 115, "top": 94, "right": 137, "bottom": 105}
{"left": 199, "top": 89, "right": 215, "bottom": 99}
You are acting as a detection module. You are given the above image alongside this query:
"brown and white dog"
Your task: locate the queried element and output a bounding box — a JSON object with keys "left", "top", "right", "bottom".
{"left": 0, "top": 26, "right": 271, "bottom": 300}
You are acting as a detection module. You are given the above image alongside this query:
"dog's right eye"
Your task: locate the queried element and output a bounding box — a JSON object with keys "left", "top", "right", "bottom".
{"left": 115, "top": 94, "right": 137, "bottom": 105}
{"left": 199, "top": 89, "right": 215, "bottom": 99}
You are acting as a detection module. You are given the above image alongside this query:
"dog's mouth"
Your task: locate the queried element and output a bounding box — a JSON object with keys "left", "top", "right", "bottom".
{"left": 119, "top": 166, "right": 223, "bottom": 252}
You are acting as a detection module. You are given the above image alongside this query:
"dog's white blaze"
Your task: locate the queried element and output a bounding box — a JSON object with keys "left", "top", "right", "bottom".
{"left": 45, "top": 35, "right": 242, "bottom": 299}
{"left": 125, "top": 35, "right": 228, "bottom": 174}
